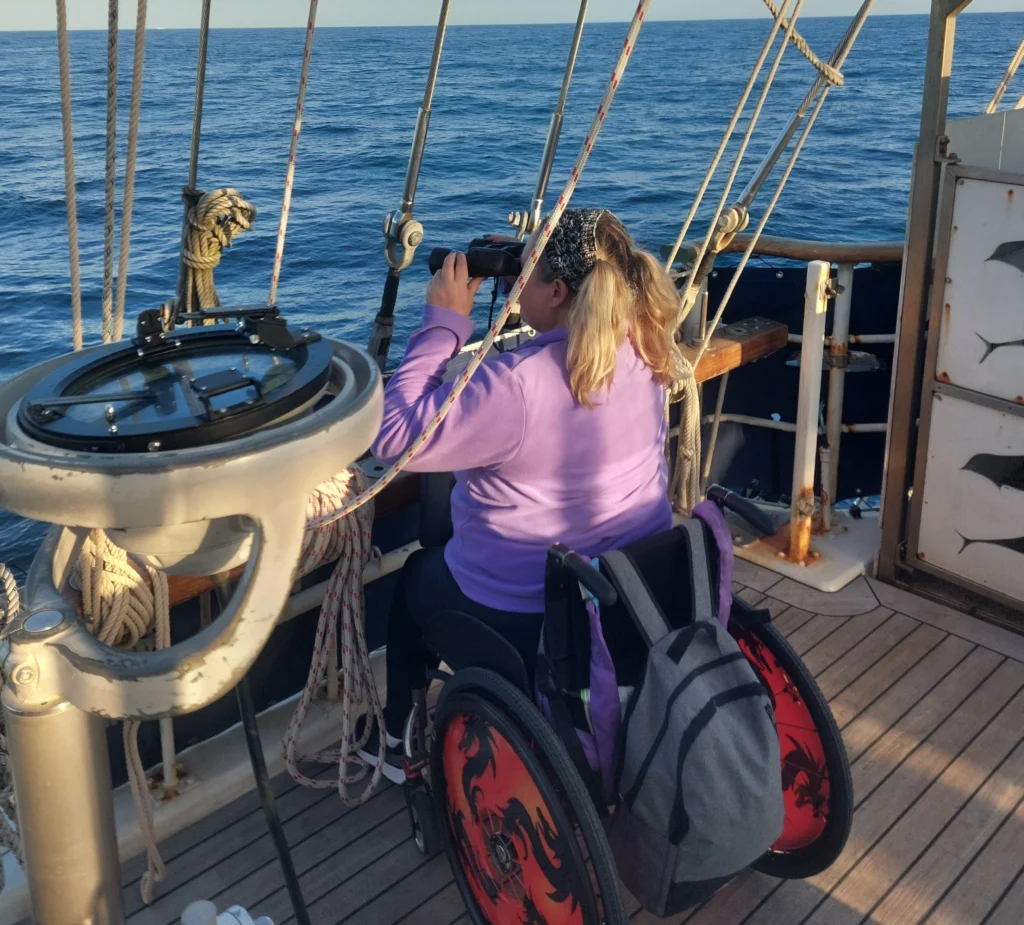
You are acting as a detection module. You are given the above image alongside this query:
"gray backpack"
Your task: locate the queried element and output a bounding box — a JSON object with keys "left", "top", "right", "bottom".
{"left": 603, "top": 527, "right": 783, "bottom": 916}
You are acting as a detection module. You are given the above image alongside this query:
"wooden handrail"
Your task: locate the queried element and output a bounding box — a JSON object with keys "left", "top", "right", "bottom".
{"left": 662, "top": 235, "right": 905, "bottom": 266}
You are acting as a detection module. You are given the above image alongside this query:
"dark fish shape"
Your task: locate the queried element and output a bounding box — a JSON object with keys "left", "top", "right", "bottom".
{"left": 977, "top": 332, "right": 1024, "bottom": 363}
{"left": 956, "top": 532, "right": 1024, "bottom": 556}
{"left": 987, "top": 240, "right": 1024, "bottom": 273}
{"left": 962, "top": 453, "right": 1024, "bottom": 492}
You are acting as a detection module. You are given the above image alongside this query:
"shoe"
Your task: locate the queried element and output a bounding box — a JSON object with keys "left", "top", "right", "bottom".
{"left": 354, "top": 716, "right": 406, "bottom": 785}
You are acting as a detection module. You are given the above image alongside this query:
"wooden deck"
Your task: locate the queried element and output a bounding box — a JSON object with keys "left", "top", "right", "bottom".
{"left": 122, "top": 567, "right": 1024, "bottom": 925}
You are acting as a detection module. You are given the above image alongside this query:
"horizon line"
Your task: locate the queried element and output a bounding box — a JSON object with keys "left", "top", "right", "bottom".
{"left": 1, "top": 9, "right": 1014, "bottom": 33}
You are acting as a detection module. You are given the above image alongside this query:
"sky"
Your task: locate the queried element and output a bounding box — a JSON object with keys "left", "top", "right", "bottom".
{"left": 1, "top": 1, "right": 1022, "bottom": 31}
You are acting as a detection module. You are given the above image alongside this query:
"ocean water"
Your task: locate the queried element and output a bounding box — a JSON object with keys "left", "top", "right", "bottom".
{"left": 0, "top": 12, "right": 1021, "bottom": 573}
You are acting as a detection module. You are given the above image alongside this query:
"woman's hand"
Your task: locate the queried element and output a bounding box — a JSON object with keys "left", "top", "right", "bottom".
{"left": 426, "top": 251, "right": 486, "bottom": 318}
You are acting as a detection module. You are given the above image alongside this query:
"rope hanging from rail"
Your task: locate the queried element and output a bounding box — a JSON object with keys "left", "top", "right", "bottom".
{"left": 283, "top": 469, "right": 384, "bottom": 806}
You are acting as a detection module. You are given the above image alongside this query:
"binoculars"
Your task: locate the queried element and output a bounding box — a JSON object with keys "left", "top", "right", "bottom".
{"left": 427, "top": 238, "right": 525, "bottom": 279}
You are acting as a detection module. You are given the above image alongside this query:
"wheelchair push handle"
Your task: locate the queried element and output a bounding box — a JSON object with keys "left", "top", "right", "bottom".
{"left": 706, "top": 484, "right": 777, "bottom": 537}
{"left": 547, "top": 544, "right": 619, "bottom": 607}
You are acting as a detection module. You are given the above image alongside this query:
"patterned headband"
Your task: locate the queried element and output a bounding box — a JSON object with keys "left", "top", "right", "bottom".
{"left": 543, "top": 208, "right": 607, "bottom": 292}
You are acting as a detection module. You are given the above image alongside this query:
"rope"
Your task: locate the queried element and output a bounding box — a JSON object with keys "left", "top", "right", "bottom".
{"left": 180, "top": 188, "right": 257, "bottom": 315}
{"left": 175, "top": 0, "right": 213, "bottom": 309}
{"left": 113, "top": 0, "right": 149, "bottom": 342}
{"left": 283, "top": 470, "right": 383, "bottom": 804}
{"left": 987, "top": 36, "right": 1024, "bottom": 113}
{"left": 76, "top": 531, "right": 170, "bottom": 903}
{"left": 760, "top": 0, "right": 844, "bottom": 86}
{"left": 667, "top": 0, "right": 806, "bottom": 513}
{"left": 671, "top": 70, "right": 839, "bottom": 512}
{"left": 668, "top": 1, "right": 874, "bottom": 512}
{"left": 0, "top": 566, "right": 21, "bottom": 891}
{"left": 311, "top": 1, "right": 652, "bottom": 534}
{"left": 102, "top": 0, "right": 119, "bottom": 343}
{"left": 55, "top": 0, "right": 84, "bottom": 351}
{"left": 268, "top": 0, "right": 319, "bottom": 306}
{"left": 662, "top": 0, "right": 796, "bottom": 275}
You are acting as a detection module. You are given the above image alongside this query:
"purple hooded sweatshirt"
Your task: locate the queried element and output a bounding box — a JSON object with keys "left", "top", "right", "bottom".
{"left": 372, "top": 304, "right": 673, "bottom": 613}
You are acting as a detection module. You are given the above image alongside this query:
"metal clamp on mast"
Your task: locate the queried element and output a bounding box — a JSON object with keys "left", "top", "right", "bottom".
{"left": 507, "top": 0, "right": 589, "bottom": 241}
{"left": 368, "top": 0, "right": 451, "bottom": 371}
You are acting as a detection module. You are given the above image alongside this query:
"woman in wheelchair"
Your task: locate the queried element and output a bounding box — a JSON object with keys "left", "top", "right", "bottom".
{"left": 365, "top": 209, "right": 685, "bottom": 783}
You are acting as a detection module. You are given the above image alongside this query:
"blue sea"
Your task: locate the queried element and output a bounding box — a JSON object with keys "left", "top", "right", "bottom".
{"left": 0, "top": 12, "right": 1021, "bottom": 574}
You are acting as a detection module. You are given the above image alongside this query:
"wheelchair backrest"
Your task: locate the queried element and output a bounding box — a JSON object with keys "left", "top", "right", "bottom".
{"left": 544, "top": 518, "right": 725, "bottom": 695}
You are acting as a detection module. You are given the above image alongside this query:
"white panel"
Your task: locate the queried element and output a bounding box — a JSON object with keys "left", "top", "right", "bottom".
{"left": 917, "top": 393, "right": 1024, "bottom": 605}
{"left": 935, "top": 176, "right": 1024, "bottom": 404}
{"left": 946, "top": 108, "right": 1024, "bottom": 173}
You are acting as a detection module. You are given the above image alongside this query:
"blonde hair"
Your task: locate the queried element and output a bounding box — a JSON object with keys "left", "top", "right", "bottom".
{"left": 538, "top": 212, "right": 684, "bottom": 408}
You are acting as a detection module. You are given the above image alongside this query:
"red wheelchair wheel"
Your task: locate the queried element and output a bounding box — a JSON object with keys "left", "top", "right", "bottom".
{"left": 432, "top": 669, "right": 626, "bottom": 925}
{"left": 729, "top": 619, "right": 853, "bottom": 879}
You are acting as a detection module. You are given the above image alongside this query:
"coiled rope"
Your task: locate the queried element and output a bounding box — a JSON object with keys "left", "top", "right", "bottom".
{"left": 76, "top": 532, "right": 170, "bottom": 903}
{"left": 180, "top": 188, "right": 258, "bottom": 315}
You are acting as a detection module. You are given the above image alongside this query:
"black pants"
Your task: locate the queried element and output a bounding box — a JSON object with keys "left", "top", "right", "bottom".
{"left": 383, "top": 547, "right": 544, "bottom": 736}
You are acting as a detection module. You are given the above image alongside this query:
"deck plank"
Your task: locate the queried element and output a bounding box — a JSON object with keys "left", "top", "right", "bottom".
{"left": 812, "top": 610, "right": 915, "bottom": 699}
{"left": 131, "top": 787, "right": 406, "bottom": 925}
{"left": 256, "top": 804, "right": 414, "bottom": 924}
{"left": 394, "top": 881, "right": 463, "bottom": 925}
{"left": 826, "top": 623, "right": 951, "bottom": 730}
{"left": 870, "top": 741, "right": 1024, "bottom": 925}
{"left": 801, "top": 691, "right": 1024, "bottom": 925}
{"left": 922, "top": 792, "right": 1024, "bottom": 924}
{"left": 292, "top": 833, "right": 429, "bottom": 925}
{"left": 798, "top": 606, "right": 896, "bottom": 679}
{"left": 976, "top": 868, "right": 1024, "bottom": 925}
{"left": 784, "top": 613, "right": 851, "bottom": 656}
{"left": 121, "top": 771, "right": 300, "bottom": 888}
{"left": 125, "top": 767, "right": 338, "bottom": 918}
{"left": 340, "top": 854, "right": 453, "bottom": 925}
{"left": 766, "top": 605, "right": 814, "bottom": 637}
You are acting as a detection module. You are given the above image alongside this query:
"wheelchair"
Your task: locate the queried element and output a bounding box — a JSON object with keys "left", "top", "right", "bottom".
{"left": 398, "top": 479, "right": 853, "bottom": 924}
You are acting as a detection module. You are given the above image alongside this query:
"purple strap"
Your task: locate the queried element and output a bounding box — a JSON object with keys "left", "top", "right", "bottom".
{"left": 691, "top": 500, "right": 733, "bottom": 629}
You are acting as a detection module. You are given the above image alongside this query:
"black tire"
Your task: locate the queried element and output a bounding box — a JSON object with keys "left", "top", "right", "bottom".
{"left": 730, "top": 619, "right": 854, "bottom": 880}
{"left": 432, "top": 668, "right": 626, "bottom": 925}
{"left": 406, "top": 783, "right": 442, "bottom": 857}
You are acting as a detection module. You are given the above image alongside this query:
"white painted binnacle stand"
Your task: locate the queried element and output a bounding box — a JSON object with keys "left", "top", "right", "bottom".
{"left": 0, "top": 337, "right": 381, "bottom": 925}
